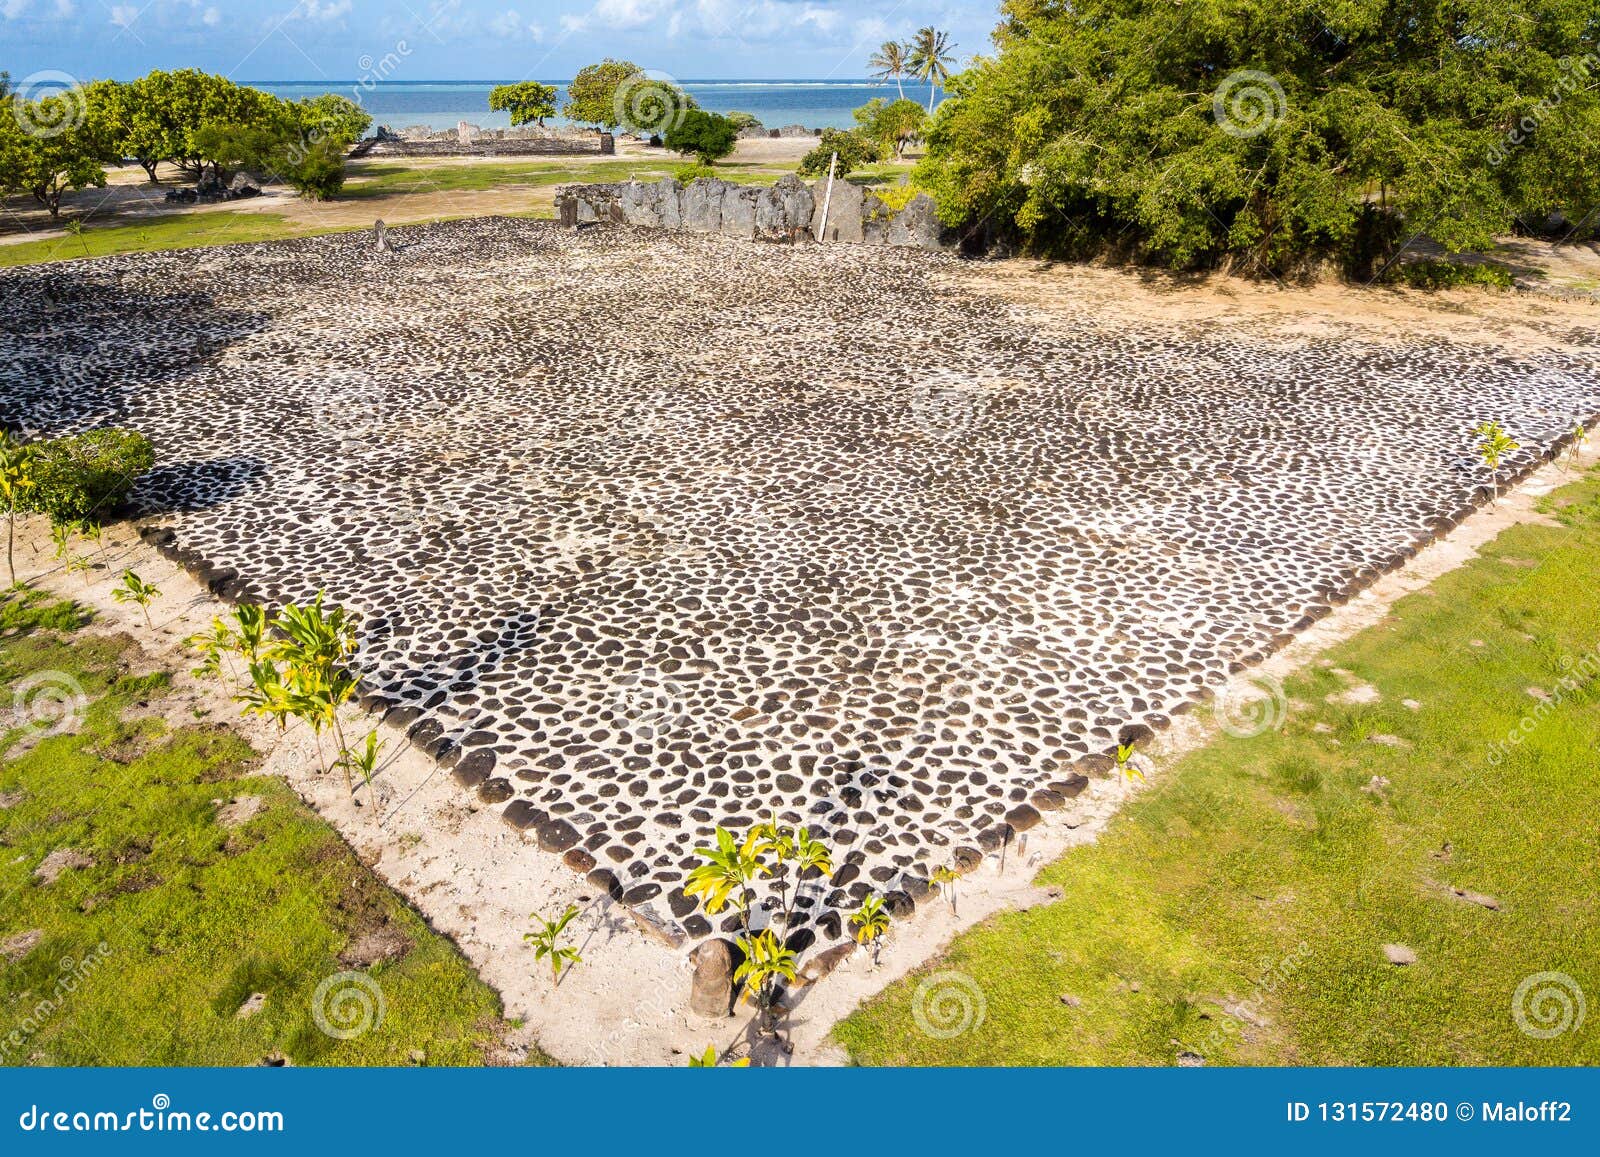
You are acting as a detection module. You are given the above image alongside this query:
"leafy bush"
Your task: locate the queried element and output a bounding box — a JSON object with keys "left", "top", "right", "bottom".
{"left": 725, "top": 110, "right": 762, "bottom": 133}
{"left": 870, "top": 182, "right": 929, "bottom": 212}
{"left": 915, "top": 0, "right": 1600, "bottom": 275}
{"left": 277, "top": 136, "right": 348, "bottom": 200}
{"left": 798, "top": 127, "right": 882, "bottom": 178}
{"left": 674, "top": 163, "right": 719, "bottom": 184}
{"left": 1380, "top": 260, "right": 1514, "bottom": 291}
{"left": 662, "top": 110, "right": 738, "bottom": 165}
{"left": 853, "top": 97, "right": 926, "bottom": 159}
{"left": 20, "top": 429, "right": 154, "bottom": 526}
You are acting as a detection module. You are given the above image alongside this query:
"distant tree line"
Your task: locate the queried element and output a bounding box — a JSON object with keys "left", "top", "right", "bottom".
{"left": 912, "top": 0, "right": 1600, "bottom": 275}
{"left": 0, "top": 69, "right": 373, "bottom": 217}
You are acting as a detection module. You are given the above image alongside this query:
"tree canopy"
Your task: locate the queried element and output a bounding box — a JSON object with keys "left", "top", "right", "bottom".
{"left": 0, "top": 88, "right": 118, "bottom": 217}
{"left": 855, "top": 97, "right": 927, "bottom": 159}
{"left": 915, "top": 0, "right": 1600, "bottom": 274}
{"left": 564, "top": 59, "right": 640, "bottom": 129}
{"left": 488, "top": 82, "right": 560, "bottom": 127}
{"left": 663, "top": 110, "right": 738, "bottom": 165}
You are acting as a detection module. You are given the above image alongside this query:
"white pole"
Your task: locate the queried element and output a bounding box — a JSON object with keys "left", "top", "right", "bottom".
{"left": 817, "top": 151, "right": 838, "bottom": 242}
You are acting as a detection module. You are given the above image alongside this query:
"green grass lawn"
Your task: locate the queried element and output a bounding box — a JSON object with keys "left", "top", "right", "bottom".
{"left": 341, "top": 157, "right": 794, "bottom": 197}
{"left": 0, "top": 211, "right": 359, "bottom": 269}
{"left": 836, "top": 469, "right": 1600, "bottom": 1066}
{"left": 0, "top": 589, "right": 543, "bottom": 1066}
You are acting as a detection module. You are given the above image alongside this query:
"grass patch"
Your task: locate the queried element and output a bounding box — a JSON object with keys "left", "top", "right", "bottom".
{"left": 0, "top": 588, "right": 543, "bottom": 1066}
{"left": 1381, "top": 259, "right": 1515, "bottom": 291}
{"left": 835, "top": 469, "right": 1600, "bottom": 1066}
{"left": 0, "top": 212, "right": 359, "bottom": 269}
{"left": 341, "top": 157, "right": 789, "bottom": 198}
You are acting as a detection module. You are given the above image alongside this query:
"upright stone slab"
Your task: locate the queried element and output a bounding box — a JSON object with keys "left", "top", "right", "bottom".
{"left": 811, "top": 180, "right": 864, "bottom": 243}
{"left": 681, "top": 178, "right": 724, "bottom": 232}
{"left": 619, "top": 181, "right": 661, "bottom": 228}
{"left": 755, "top": 173, "right": 815, "bottom": 242}
{"left": 888, "top": 193, "right": 946, "bottom": 250}
{"left": 719, "top": 184, "right": 759, "bottom": 240}
{"left": 861, "top": 193, "right": 892, "bottom": 245}
{"left": 655, "top": 178, "right": 683, "bottom": 230}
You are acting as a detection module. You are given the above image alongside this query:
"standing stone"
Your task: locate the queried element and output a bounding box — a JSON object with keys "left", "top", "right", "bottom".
{"left": 811, "top": 180, "right": 864, "bottom": 243}
{"left": 719, "top": 185, "right": 759, "bottom": 240}
{"left": 681, "top": 178, "right": 724, "bottom": 232}
{"left": 887, "top": 193, "right": 947, "bottom": 250}
{"left": 655, "top": 178, "right": 683, "bottom": 230}
{"left": 456, "top": 120, "right": 475, "bottom": 146}
{"left": 619, "top": 181, "right": 661, "bottom": 228}
{"left": 689, "top": 938, "right": 735, "bottom": 1017}
{"left": 755, "top": 173, "right": 814, "bottom": 242}
{"left": 861, "top": 194, "right": 892, "bottom": 245}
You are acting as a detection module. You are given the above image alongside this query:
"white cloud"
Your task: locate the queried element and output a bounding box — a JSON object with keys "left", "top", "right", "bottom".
{"left": 294, "top": 0, "right": 352, "bottom": 21}
{"left": 54, "top": 0, "right": 75, "bottom": 17}
{"left": 109, "top": 3, "right": 138, "bottom": 27}
{"left": 488, "top": 8, "right": 540, "bottom": 39}
{"left": 201, "top": 3, "right": 218, "bottom": 24}
{"left": 2, "top": 0, "right": 28, "bottom": 20}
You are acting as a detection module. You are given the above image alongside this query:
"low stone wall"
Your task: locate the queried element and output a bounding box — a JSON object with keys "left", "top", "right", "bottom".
{"left": 553, "top": 174, "right": 947, "bottom": 249}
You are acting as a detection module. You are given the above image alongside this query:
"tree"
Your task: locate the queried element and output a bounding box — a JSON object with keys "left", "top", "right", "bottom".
{"left": 89, "top": 70, "right": 283, "bottom": 181}
{"left": 294, "top": 93, "right": 372, "bottom": 146}
{"left": 869, "top": 41, "right": 911, "bottom": 99}
{"left": 908, "top": 26, "right": 957, "bottom": 113}
{"left": 855, "top": 97, "right": 927, "bottom": 159}
{"left": 488, "top": 81, "right": 560, "bottom": 127}
{"left": 564, "top": 59, "right": 640, "bottom": 130}
{"left": 663, "top": 109, "right": 738, "bottom": 165}
{"left": 0, "top": 431, "right": 36, "bottom": 588}
{"left": 798, "top": 127, "right": 882, "bottom": 178}
{"left": 915, "top": 0, "right": 1600, "bottom": 275}
{"left": 0, "top": 93, "right": 117, "bottom": 218}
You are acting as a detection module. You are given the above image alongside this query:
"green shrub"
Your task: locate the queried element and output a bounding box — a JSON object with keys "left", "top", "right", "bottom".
{"left": 20, "top": 429, "right": 155, "bottom": 526}
{"left": 798, "top": 127, "right": 881, "bottom": 178}
{"left": 869, "top": 182, "right": 928, "bottom": 212}
{"left": 278, "top": 137, "right": 347, "bottom": 201}
{"left": 1380, "top": 260, "right": 1514, "bottom": 291}
{"left": 674, "top": 163, "right": 719, "bottom": 184}
{"left": 662, "top": 109, "right": 738, "bottom": 165}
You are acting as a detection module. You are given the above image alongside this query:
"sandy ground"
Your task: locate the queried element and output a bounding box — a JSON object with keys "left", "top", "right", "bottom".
{"left": 15, "top": 428, "right": 1594, "bottom": 1066}
{"left": 969, "top": 250, "right": 1600, "bottom": 349}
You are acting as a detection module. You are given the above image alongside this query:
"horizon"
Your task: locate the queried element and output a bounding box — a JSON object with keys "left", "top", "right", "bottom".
{"left": 0, "top": 1, "right": 994, "bottom": 86}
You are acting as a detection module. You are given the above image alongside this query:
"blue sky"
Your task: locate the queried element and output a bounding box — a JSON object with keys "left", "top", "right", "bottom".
{"left": 1, "top": 0, "right": 997, "bottom": 82}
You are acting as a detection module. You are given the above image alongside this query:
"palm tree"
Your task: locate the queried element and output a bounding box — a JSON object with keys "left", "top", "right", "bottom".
{"left": 908, "top": 26, "right": 957, "bottom": 113}
{"left": 869, "top": 40, "right": 910, "bottom": 100}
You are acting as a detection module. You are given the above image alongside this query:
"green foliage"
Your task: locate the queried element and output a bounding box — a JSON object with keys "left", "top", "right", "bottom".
{"left": 850, "top": 893, "right": 891, "bottom": 946}
{"left": 1473, "top": 420, "right": 1521, "bottom": 500}
{"left": 16, "top": 428, "right": 154, "bottom": 528}
{"left": 294, "top": 93, "right": 372, "bottom": 146}
{"left": 687, "top": 1044, "right": 749, "bottom": 1067}
{"left": 1381, "top": 260, "right": 1515, "bottom": 291}
{"left": 908, "top": 26, "right": 957, "bottom": 112}
{"left": 662, "top": 109, "right": 738, "bottom": 165}
{"left": 1115, "top": 741, "right": 1144, "bottom": 782}
{"left": 870, "top": 182, "right": 928, "bottom": 213}
{"left": 798, "top": 127, "right": 883, "bottom": 178}
{"left": 854, "top": 97, "right": 927, "bottom": 160}
{"left": 674, "top": 162, "right": 719, "bottom": 184}
{"left": 85, "top": 70, "right": 285, "bottom": 181}
{"left": 524, "top": 905, "right": 583, "bottom": 983}
{"left": 488, "top": 82, "right": 560, "bottom": 127}
{"left": 564, "top": 59, "right": 641, "bottom": 129}
{"left": 110, "top": 570, "right": 161, "bottom": 628}
{"left": 724, "top": 111, "right": 762, "bottom": 133}
{"left": 335, "top": 729, "right": 385, "bottom": 802}
{"left": 869, "top": 41, "right": 912, "bottom": 99}
{"left": 0, "top": 89, "right": 118, "bottom": 218}
{"left": 734, "top": 929, "right": 797, "bottom": 1015}
{"left": 0, "top": 431, "right": 37, "bottom": 587}
{"left": 916, "top": 0, "right": 1600, "bottom": 274}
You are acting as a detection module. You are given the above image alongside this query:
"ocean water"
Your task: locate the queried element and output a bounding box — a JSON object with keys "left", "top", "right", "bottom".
{"left": 251, "top": 79, "right": 943, "bottom": 133}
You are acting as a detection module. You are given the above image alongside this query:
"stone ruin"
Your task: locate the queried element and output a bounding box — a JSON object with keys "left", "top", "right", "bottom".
{"left": 554, "top": 173, "right": 948, "bottom": 250}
